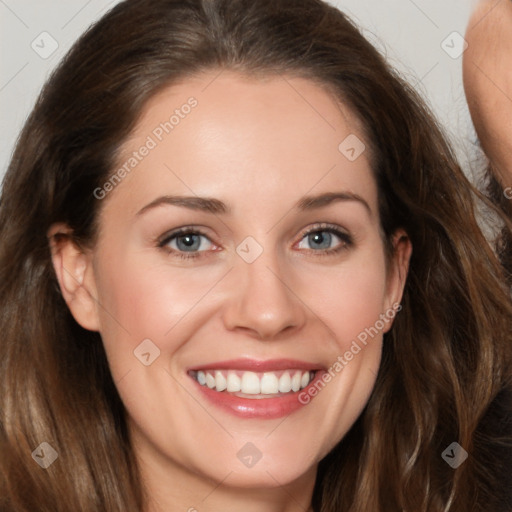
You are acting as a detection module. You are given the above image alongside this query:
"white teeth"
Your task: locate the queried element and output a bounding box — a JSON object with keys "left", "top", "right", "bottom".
{"left": 205, "top": 373, "right": 216, "bottom": 389}
{"left": 241, "top": 371, "right": 260, "bottom": 394}
{"left": 194, "top": 369, "right": 315, "bottom": 395}
{"left": 215, "top": 370, "right": 227, "bottom": 392}
{"left": 226, "top": 371, "right": 241, "bottom": 392}
{"left": 291, "top": 371, "right": 301, "bottom": 392}
{"left": 278, "top": 371, "right": 292, "bottom": 393}
{"left": 260, "top": 372, "right": 279, "bottom": 394}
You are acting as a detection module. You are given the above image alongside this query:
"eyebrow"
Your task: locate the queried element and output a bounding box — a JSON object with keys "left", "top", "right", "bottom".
{"left": 136, "top": 191, "right": 371, "bottom": 217}
{"left": 296, "top": 192, "right": 371, "bottom": 215}
{"left": 137, "top": 195, "right": 228, "bottom": 216}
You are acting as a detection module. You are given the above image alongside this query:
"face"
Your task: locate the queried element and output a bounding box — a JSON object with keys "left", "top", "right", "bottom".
{"left": 50, "top": 70, "right": 410, "bottom": 502}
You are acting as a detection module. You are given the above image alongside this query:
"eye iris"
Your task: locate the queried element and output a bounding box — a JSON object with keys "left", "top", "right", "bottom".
{"left": 176, "top": 234, "right": 201, "bottom": 251}
{"left": 309, "top": 231, "right": 332, "bottom": 249}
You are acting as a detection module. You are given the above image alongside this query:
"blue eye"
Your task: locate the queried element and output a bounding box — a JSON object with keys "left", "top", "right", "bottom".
{"left": 297, "top": 226, "right": 352, "bottom": 254}
{"left": 302, "top": 231, "right": 334, "bottom": 250}
{"left": 159, "top": 229, "right": 215, "bottom": 259}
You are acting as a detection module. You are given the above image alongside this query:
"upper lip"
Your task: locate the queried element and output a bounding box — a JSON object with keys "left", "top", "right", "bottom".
{"left": 189, "top": 358, "right": 325, "bottom": 372}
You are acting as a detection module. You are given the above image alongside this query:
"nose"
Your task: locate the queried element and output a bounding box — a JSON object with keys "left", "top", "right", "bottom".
{"left": 221, "top": 249, "right": 307, "bottom": 340}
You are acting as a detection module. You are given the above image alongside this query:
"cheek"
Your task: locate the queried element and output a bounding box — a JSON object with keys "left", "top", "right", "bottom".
{"left": 92, "top": 250, "right": 227, "bottom": 371}
{"left": 299, "top": 248, "right": 389, "bottom": 349}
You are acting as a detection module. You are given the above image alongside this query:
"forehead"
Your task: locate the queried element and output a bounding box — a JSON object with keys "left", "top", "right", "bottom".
{"left": 105, "top": 70, "right": 377, "bottom": 218}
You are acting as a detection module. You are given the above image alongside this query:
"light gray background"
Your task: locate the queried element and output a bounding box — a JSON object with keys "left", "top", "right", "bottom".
{"left": 0, "top": 0, "right": 479, "bottom": 185}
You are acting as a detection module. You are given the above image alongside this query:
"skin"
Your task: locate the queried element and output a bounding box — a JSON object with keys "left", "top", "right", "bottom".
{"left": 463, "top": 0, "right": 512, "bottom": 190}
{"left": 49, "top": 70, "right": 411, "bottom": 512}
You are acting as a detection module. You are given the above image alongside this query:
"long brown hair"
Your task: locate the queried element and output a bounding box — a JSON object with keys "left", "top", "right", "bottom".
{"left": 1, "top": 0, "right": 511, "bottom": 510}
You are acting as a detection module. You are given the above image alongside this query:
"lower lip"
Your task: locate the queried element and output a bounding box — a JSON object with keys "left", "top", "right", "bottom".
{"left": 190, "top": 371, "right": 325, "bottom": 419}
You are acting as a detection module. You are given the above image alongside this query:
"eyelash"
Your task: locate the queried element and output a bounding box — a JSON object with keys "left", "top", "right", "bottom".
{"left": 157, "top": 223, "right": 353, "bottom": 261}
{"left": 158, "top": 227, "right": 217, "bottom": 261}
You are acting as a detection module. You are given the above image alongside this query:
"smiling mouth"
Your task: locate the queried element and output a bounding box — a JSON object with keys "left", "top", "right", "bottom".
{"left": 188, "top": 369, "right": 316, "bottom": 398}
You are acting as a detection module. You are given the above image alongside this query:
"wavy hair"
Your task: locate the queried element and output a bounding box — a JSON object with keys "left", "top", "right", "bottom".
{"left": 1, "top": 0, "right": 511, "bottom": 510}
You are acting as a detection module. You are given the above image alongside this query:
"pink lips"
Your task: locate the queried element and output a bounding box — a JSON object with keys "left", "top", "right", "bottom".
{"left": 190, "top": 358, "right": 321, "bottom": 372}
{"left": 188, "top": 358, "right": 325, "bottom": 419}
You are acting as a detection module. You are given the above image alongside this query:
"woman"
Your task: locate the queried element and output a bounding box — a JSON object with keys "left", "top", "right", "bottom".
{"left": 1, "top": 0, "right": 511, "bottom": 510}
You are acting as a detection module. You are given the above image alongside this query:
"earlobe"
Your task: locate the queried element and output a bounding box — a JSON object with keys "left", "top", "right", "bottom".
{"left": 47, "top": 223, "right": 100, "bottom": 332}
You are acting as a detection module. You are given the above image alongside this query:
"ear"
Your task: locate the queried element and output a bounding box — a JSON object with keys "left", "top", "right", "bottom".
{"left": 47, "top": 223, "right": 100, "bottom": 331}
{"left": 382, "top": 229, "right": 412, "bottom": 332}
